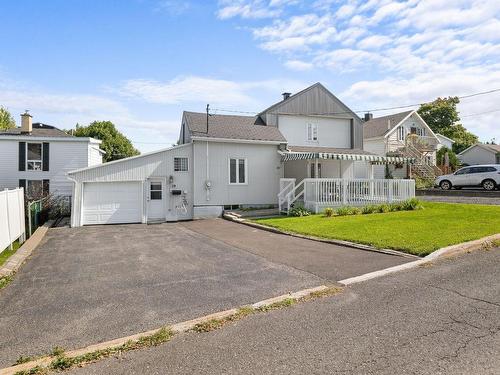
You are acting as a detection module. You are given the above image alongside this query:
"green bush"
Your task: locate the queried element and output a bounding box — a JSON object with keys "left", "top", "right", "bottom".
{"left": 289, "top": 206, "right": 312, "bottom": 217}
{"left": 350, "top": 207, "right": 361, "bottom": 215}
{"left": 361, "top": 205, "right": 377, "bottom": 214}
{"left": 336, "top": 206, "right": 352, "bottom": 216}
{"left": 401, "top": 198, "right": 423, "bottom": 211}
{"left": 324, "top": 208, "right": 334, "bottom": 217}
{"left": 378, "top": 204, "right": 391, "bottom": 213}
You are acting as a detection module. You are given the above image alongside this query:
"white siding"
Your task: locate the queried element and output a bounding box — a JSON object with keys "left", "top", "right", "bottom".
{"left": 459, "top": 146, "right": 497, "bottom": 165}
{"left": 0, "top": 139, "right": 94, "bottom": 196}
{"left": 278, "top": 115, "right": 351, "bottom": 148}
{"left": 363, "top": 138, "right": 386, "bottom": 156}
{"left": 192, "top": 141, "right": 282, "bottom": 207}
{"left": 436, "top": 134, "right": 454, "bottom": 150}
{"left": 88, "top": 146, "right": 103, "bottom": 166}
{"left": 386, "top": 113, "right": 434, "bottom": 153}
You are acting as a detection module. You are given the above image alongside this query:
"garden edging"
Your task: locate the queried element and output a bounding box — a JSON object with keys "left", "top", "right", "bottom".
{"left": 0, "top": 220, "right": 54, "bottom": 278}
{"left": 223, "top": 213, "right": 419, "bottom": 259}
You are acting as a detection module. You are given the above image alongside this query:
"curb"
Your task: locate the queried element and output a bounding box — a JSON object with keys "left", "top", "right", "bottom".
{"left": 0, "top": 220, "right": 54, "bottom": 278}
{"left": 223, "top": 213, "right": 419, "bottom": 259}
{"left": 338, "top": 233, "right": 500, "bottom": 286}
{"left": 0, "top": 285, "right": 330, "bottom": 375}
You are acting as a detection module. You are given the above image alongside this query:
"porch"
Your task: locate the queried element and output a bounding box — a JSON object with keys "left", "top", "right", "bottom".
{"left": 278, "top": 148, "right": 415, "bottom": 214}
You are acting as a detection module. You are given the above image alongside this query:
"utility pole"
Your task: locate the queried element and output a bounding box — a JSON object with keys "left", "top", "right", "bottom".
{"left": 206, "top": 104, "right": 210, "bottom": 134}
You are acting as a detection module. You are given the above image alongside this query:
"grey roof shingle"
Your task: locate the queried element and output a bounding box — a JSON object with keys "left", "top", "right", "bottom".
{"left": 0, "top": 123, "right": 72, "bottom": 138}
{"left": 288, "top": 145, "right": 375, "bottom": 155}
{"left": 484, "top": 144, "right": 500, "bottom": 153}
{"left": 363, "top": 110, "right": 413, "bottom": 139}
{"left": 184, "top": 111, "right": 286, "bottom": 142}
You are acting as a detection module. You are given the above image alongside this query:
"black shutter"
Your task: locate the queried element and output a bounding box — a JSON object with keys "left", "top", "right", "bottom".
{"left": 19, "top": 179, "right": 26, "bottom": 193}
{"left": 350, "top": 119, "right": 355, "bottom": 149}
{"left": 43, "top": 179, "right": 50, "bottom": 196}
{"left": 42, "top": 143, "right": 50, "bottom": 171}
{"left": 19, "top": 142, "right": 26, "bottom": 171}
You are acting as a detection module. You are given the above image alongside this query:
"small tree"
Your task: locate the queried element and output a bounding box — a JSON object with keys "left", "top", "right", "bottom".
{"left": 0, "top": 106, "right": 16, "bottom": 130}
{"left": 70, "top": 121, "right": 139, "bottom": 162}
{"left": 436, "top": 147, "right": 459, "bottom": 170}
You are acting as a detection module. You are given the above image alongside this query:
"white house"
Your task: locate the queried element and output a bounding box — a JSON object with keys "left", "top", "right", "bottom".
{"left": 435, "top": 133, "right": 455, "bottom": 150}
{"left": 68, "top": 83, "right": 414, "bottom": 227}
{"left": 0, "top": 112, "right": 104, "bottom": 198}
{"left": 458, "top": 143, "right": 500, "bottom": 165}
{"left": 363, "top": 110, "right": 441, "bottom": 179}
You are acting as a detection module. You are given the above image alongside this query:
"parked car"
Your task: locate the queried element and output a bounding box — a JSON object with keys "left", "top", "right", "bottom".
{"left": 435, "top": 164, "right": 500, "bottom": 191}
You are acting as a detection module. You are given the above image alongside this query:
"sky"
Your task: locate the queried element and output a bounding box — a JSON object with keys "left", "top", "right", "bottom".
{"left": 1, "top": 0, "right": 499, "bottom": 153}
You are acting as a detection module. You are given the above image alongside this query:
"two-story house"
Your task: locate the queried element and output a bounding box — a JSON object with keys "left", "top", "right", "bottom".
{"left": 0, "top": 111, "right": 104, "bottom": 199}
{"left": 363, "top": 110, "right": 441, "bottom": 179}
{"left": 67, "top": 83, "right": 413, "bottom": 227}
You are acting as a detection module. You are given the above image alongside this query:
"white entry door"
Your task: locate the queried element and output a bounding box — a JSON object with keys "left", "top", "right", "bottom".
{"left": 147, "top": 179, "right": 165, "bottom": 221}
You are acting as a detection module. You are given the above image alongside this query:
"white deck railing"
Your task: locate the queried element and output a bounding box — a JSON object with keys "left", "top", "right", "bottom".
{"left": 279, "top": 178, "right": 415, "bottom": 214}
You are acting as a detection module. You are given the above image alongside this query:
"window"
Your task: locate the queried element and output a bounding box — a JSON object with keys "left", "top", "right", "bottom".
{"left": 27, "top": 143, "right": 42, "bottom": 170}
{"left": 27, "top": 180, "right": 43, "bottom": 197}
{"left": 174, "top": 157, "right": 188, "bottom": 172}
{"left": 307, "top": 123, "right": 318, "bottom": 142}
{"left": 455, "top": 167, "right": 471, "bottom": 175}
{"left": 150, "top": 182, "right": 162, "bottom": 200}
{"left": 397, "top": 126, "right": 405, "bottom": 141}
{"left": 310, "top": 163, "right": 322, "bottom": 178}
{"left": 229, "top": 158, "right": 247, "bottom": 184}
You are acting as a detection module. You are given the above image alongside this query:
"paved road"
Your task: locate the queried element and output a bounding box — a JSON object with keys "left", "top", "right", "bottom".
{"left": 0, "top": 223, "right": 322, "bottom": 367}
{"left": 182, "top": 219, "right": 410, "bottom": 281}
{"left": 71, "top": 248, "right": 500, "bottom": 375}
{"left": 419, "top": 195, "right": 500, "bottom": 205}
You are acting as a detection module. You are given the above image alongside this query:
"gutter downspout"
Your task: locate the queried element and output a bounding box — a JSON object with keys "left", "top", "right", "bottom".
{"left": 67, "top": 175, "right": 78, "bottom": 227}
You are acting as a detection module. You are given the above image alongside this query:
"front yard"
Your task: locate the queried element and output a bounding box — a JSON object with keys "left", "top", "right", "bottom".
{"left": 255, "top": 202, "right": 500, "bottom": 256}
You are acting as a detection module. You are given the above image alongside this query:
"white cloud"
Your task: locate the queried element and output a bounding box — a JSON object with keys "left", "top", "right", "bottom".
{"left": 284, "top": 59, "right": 314, "bottom": 71}
{"left": 217, "top": 0, "right": 282, "bottom": 19}
{"left": 357, "top": 34, "right": 392, "bottom": 49}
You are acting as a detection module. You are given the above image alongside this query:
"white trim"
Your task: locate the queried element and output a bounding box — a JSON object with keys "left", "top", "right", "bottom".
{"left": 67, "top": 143, "right": 192, "bottom": 175}
{"left": 173, "top": 156, "right": 189, "bottom": 172}
{"left": 384, "top": 110, "right": 439, "bottom": 141}
{"left": 191, "top": 137, "right": 284, "bottom": 145}
{"left": 0, "top": 135, "right": 100, "bottom": 143}
{"left": 26, "top": 142, "right": 43, "bottom": 171}
{"left": 90, "top": 145, "right": 106, "bottom": 154}
{"left": 435, "top": 133, "right": 455, "bottom": 143}
{"left": 228, "top": 157, "right": 248, "bottom": 185}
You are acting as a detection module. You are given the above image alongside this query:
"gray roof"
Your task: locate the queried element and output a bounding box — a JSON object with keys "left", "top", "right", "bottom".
{"left": 484, "top": 144, "right": 500, "bottom": 153}
{"left": 363, "top": 110, "right": 413, "bottom": 139}
{"left": 288, "top": 145, "right": 375, "bottom": 155}
{"left": 183, "top": 111, "right": 286, "bottom": 142}
{"left": 0, "top": 123, "right": 72, "bottom": 138}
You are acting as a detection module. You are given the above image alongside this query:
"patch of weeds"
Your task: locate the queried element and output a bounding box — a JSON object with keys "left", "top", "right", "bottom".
{"left": 298, "top": 286, "right": 342, "bottom": 302}
{"left": 50, "top": 346, "right": 65, "bottom": 357}
{"left": 15, "top": 355, "right": 34, "bottom": 365}
{"left": 490, "top": 239, "right": 500, "bottom": 248}
{"left": 192, "top": 318, "right": 225, "bottom": 333}
{"left": 50, "top": 355, "right": 74, "bottom": 370}
{"left": 0, "top": 274, "right": 14, "bottom": 289}
{"left": 14, "top": 366, "right": 47, "bottom": 375}
{"left": 257, "top": 298, "right": 296, "bottom": 312}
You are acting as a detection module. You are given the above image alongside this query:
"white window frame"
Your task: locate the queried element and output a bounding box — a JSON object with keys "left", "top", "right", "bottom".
{"left": 228, "top": 158, "right": 248, "bottom": 185}
{"left": 397, "top": 126, "right": 405, "bottom": 141}
{"left": 306, "top": 123, "right": 318, "bottom": 142}
{"left": 27, "top": 180, "right": 43, "bottom": 197}
{"left": 173, "top": 157, "right": 189, "bottom": 172}
{"left": 27, "top": 142, "right": 43, "bottom": 171}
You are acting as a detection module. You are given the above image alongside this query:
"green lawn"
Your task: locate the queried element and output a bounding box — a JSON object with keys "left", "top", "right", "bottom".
{"left": 0, "top": 240, "right": 21, "bottom": 267}
{"left": 255, "top": 202, "right": 500, "bottom": 256}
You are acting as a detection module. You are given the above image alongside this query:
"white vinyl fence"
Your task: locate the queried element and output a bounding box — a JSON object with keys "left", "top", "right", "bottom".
{"left": 0, "top": 188, "right": 26, "bottom": 252}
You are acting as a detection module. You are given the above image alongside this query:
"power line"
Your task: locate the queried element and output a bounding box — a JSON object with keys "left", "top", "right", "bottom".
{"left": 461, "top": 108, "right": 500, "bottom": 118}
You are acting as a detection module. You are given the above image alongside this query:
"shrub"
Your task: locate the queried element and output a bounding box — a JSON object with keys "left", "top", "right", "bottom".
{"left": 378, "top": 204, "right": 391, "bottom": 213}
{"left": 324, "top": 208, "right": 334, "bottom": 217}
{"left": 350, "top": 207, "right": 361, "bottom": 215}
{"left": 401, "top": 198, "right": 422, "bottom": 211}
{"left": 336, "top": 206, "right": 352, "bottom": 216}
{"left": 289, "top": 206, "right": 312, "bottom": 217}
{"left": 361, "top": 205, "right": 377, "bottom": 214}
{"left": 389, "top": 202, "right": 403, "bottom": 212}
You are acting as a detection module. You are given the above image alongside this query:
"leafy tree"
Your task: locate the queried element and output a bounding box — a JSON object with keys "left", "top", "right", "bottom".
{"left": 436, "top": 147, "right": 459, "bottom": 170}
{"left": 0, "top": 106, "right": 16, "bottom": 130}
{"left": 418, "top": 97, "right": 478, "bottom": 154}
{"left": 70, "top": 121, "right": 139, "bottom": 162}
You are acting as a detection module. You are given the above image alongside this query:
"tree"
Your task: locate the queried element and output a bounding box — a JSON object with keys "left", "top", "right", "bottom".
{"left": 0, "top": 106, "right": 16, "bottom": 130}
{"left": 71, "top": 121, "right": 139, "bottom": 162}
{"left": 436, "top": 147, "right": 459, "bottom": 170}
{"left": 418, "top": 97, "right": 478, "bottom": 154}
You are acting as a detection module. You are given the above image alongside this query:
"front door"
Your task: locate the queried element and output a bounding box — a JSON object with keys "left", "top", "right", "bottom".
{"left": 147, "top": 179, "right": 165, "bottom": 221}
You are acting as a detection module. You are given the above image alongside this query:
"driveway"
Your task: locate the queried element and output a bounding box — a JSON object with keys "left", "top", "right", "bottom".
{"left": 0, "top": 223, "right": 322, "bottom": 367}
{"left": 0, "top": 219, "right": 410, "bottom": 367}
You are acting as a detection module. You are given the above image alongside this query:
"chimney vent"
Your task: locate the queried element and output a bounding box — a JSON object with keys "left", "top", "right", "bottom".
{"left": 387, "top": 120, "right": 391, "bottom": 130}
{"left": 21, "top": 110, "right": 32, "bottom": 133}
{"left": 364, "top": 112, "right": 373, "bottom": 122}
{"left": 282, "top": 92, "right": 291, "bottom": 100}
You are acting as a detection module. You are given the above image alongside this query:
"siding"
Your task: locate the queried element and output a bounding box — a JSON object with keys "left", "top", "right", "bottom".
{"left": 192, "top": 141, "right": 282, "bottom": 206}
{"left": 262, "top": 84, "right": 364, "bottom": 149}
{"left": 278, "top": 115, "right": 351, "bottom": 148}
{"left": 459, "top": 146, "right": 497, "bottom": 165}
{"left": 88, "top": 146, "right": 103, "bottom": 166}
{"left": 0, "top": 139, "right": 93, "bottom": 196}
{"left": 363, "top": 138, "right": 386, "bottom": 156}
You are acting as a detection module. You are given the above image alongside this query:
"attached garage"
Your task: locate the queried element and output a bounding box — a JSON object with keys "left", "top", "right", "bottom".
{"left": 82, "top": 182, "right": 142, "bottom": 225}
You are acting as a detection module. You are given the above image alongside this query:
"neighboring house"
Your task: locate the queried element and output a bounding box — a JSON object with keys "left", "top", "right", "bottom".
{"left": 458, "top": 143, "right": 500, "bottom": 166}
{"left": 435, "top": 133, "right": 455, "bottom": 150}
{"left": 68, "top": 83, "right": 413, "bottom": 227}
{"left": 363, "top": 110, "right": 441, "bottom": 179}
{"left": 0, "top": 111, "right": 104, "bottom": 198}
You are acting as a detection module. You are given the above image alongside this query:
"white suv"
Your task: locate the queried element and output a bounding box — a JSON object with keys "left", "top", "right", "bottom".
{"left": 435, "top": 165, "right": 500, "bottom": 191}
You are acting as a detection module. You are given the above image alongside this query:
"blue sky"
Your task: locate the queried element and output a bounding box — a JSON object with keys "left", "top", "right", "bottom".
{"left": 1, "top": 0, "right": 499, "bottom": 152}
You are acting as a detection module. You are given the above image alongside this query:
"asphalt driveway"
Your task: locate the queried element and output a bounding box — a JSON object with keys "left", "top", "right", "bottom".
{"left": 0, "top": 223, "right": 322, "bottom": 367}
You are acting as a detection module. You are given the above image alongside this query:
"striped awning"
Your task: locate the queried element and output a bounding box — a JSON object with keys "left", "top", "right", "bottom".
{"left": 278, "top": 151, "right": 414, "bottom": 164}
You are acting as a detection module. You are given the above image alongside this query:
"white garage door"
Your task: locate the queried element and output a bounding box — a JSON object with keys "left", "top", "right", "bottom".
{"left": 82, "top": 182, "right": 142, "bottom": 225}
